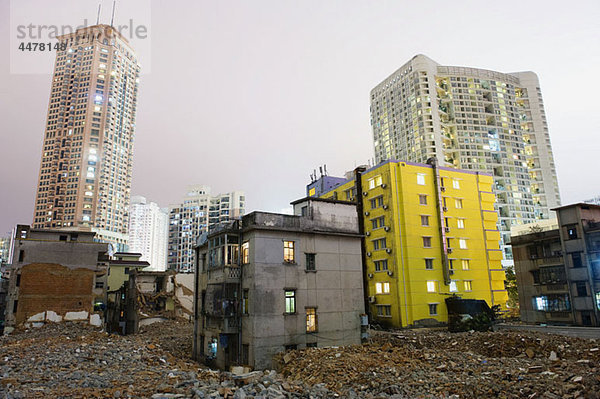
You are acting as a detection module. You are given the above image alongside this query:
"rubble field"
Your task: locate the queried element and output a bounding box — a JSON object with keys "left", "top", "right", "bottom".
{"left": 0, "top": 321, "right": 599, "bottom": 399}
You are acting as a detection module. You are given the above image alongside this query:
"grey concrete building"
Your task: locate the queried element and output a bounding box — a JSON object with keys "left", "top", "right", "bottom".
{"left": 511, "top": 203, "right": 600, "bottom": 326}
{"left": 192, "top": 198, "right": 364, "bottom": 370}
{"left": 371, "top": 55, "right": 561, "bottom": 266}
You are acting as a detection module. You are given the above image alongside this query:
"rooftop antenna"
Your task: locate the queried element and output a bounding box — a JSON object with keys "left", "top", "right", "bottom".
{"left": 96, "top": 3, "right": 102, "bottom": 25}
{"left": 319, "top": 166, "right": 323, "bottom": 178}
{"left": 324, "top": 164, "right": 328, "bottom": 176}
{"left": 110, "top": 0, "right": 116, "bottom": 27}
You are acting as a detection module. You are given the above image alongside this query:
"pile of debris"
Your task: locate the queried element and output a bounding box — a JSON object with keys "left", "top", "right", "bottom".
{"left": 276, "top": 330, "right": 600, "bottom": 398}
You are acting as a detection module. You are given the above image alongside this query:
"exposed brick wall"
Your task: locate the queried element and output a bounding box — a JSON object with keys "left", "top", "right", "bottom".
{"left": 15, "top": 263, "right": 95, "bottom": 325}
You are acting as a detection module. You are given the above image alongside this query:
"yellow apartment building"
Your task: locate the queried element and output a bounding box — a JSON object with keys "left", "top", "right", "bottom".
{"left": 308, "top": 159, "right": 507, "bottom": 327}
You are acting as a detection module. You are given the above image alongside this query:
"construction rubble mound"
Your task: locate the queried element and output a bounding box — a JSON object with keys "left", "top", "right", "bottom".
{"left": 0, "top": 321, "right": 599, "bottom": 398}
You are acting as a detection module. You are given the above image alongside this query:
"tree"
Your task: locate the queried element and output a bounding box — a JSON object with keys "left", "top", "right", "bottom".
{"left": 504, "top": 266, "right": 519, "bottom": 316}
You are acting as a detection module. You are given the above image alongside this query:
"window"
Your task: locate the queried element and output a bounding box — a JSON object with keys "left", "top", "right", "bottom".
{"left": 306, "top": 342, "right": 318, "bottom": 348}
{"left": 306, "top": 308, "right": 318, "bottom": 332}
{"left": 95, "top": 281, "right": 104, "bottom": 289}
{"left": 419, "top": 194, "right": 428, "bottom": 205}
{"left": 452, "top": 179, "right": 460, "bottom": 189}
{"left": 464, "top": 281, "right": 472, "bottom": 291}
{"left": 368, "top": 175, "right": 383, "bottom": 189}
{"left": 375, "top": 282, "right": 390, "bottom": 294}
{"left": 428, "top": 303, "right": 438, "bottom": 316}
{"left": 533, "top": 294, "right": 571, "bottom": 311}
{"left": 461, "top": 259, "right": 470, "bottom": 270}
{"left": 243, "top": 289, "right": 249, "bottom": 314}
{"left": 449, "top": 281, "right": 458, "bottom": 292}
{"left": 284, "top": 290, "right": 296, "bottom": 314}
{"left": 576, "top": 282, "right": 587, "bottom": 297}
{"left": 370, "top": 196, "right": 384, "bottom": 209}
{"left": 425, "top": 258, "right": 434, "bottom": 270}
{"left": 12, "top": 300, "right": 18, "bottom": 314}
{"left": 455, "top": 199, "right": 463, "bottom": 209}
{"left": 427, "top": 281, "right": 437, "bottom": 292}
{"left": 16, "top": 274, "right": 21, "bottom": 287}
{"left": 421, "top": 215, "right": 430, "bottom": 226}
{"left": 18, "top": 250, "right": 24, "bottom": 262}
{"left": 459, "top": 239, "right": 467, "bottom": 249}
{"left": 305, "top": 253, "right": 316, "bottom": 271}
{"left": 284, "top": 344, "right": 298, "bottom": 351}
{"left": 417, "top": 173, "right": 426, "bottom": 185}
{"left": 59, "top": 235, "right": 68, "bottom": 241}
{"left": 457, "top": 219, "right": 465, "bottom": 229}
{"left": 371, "top": 216, "right": 385, "bottom": 229}
{"left": 373, "top": 238, "right": 387, "bottom": 250}
{"left": 124, "top": 267, "right": 130, "bottom": 275}
{"left": 241, "top": 242, "right": 249, "bottom": 264}
{"left": 572, "top": 252, "right": 583, "bottom": 268}
{"left": 567, "top": 226, "right": 578, "bottom": 240}
{"left": 374, "top": 259, "right": 388, "bottom": 271}
{"left": 376, "top": 305, "right": 392, "bottom": 317}
{"left": 283, "top": 241, "right": 295, "bottom": 263}
{"left": 423, "top": 237, "right": 432, "bottom": 248}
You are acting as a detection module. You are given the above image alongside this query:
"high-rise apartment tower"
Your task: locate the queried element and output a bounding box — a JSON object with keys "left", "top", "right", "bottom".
{"left": 32, "top": 25, "right": 140, "bottom": 250}
{"left": 371, "top": 55, "right": 560, "bottom": 265}
{"left": 128, "top": 196, "right": 168, "bottom": 271}
{"left": 168, "top": 186, "right": 245, "bottom": 273}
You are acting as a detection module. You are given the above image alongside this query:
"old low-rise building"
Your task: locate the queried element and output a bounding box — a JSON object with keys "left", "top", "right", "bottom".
{"left": 192, "top": 198, "right": 365, "bottom": 370}
{"left": 512, "top": 203, "right": 600, "bottom": 326}
{"left": 4, "top": 225, "right": 109, "bottom": 332}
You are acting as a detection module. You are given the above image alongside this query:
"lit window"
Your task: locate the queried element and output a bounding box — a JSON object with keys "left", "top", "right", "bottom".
{"left": 459, "top": 239, "right": 467, "bottom": 249}
{"left": 428, "top": 303, "right": 438, "bottom": 315}
{"left": 464, "top": 281, "right": 472, "bottom": 291}
{"left": 461, "top": 259, "right": 470, "bottom": 270}
{"left": 457, "top": 219, "right": 465, "bottom": 229}
{"left": 241, "top": 242, "right": 249, "bottom": 264}
{"left": 455, "top": 199, "right": 463, "bottom": 209}
{"left": 427, "top": 281, "right": 437, "bottom": 292}
{"left": 306, "top": 308, "right": 317, "bottom": 332}
{"left": 376, "top": 282, "right": 390, "bottom": 294}
{"left": 423, "top": 237, "right": 432, "bottom": 248}
{"left": 417, "top": 173, "right": 426, "bottom": 185}
{"left": 421, "top": 215, "right": 430, "bottom": 226}
{"left": 283, "top": 241, "right": 295, "bottom": 263}
{"left": 285, "top": 290, "right": 296, "bottom": 313}
{"left": 449, "top": 281, "right": 458, "bottom": 292}
{"left": 452, "top": 179, "right": 460, "bottom": 189}
{"left": 368, "top": 175, "right": 383, "bottom": 189}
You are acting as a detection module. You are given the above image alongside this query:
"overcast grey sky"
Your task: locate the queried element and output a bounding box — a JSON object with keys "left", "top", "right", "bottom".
{"left": 1, "top": 0, "right": 599, "bottom": 235}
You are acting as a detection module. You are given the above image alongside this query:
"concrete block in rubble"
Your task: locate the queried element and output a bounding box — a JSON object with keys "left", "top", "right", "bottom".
{"left": 65, "top": 311, "right": 89, "bottom": 321}
{"left": 90, "top": 314, "right": 102, "bottom": 326}
{"left": 46, "top": 311, "right": 63, "bottom": 323}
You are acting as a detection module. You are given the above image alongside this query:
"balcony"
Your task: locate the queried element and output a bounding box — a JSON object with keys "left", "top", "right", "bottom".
{"left": 207, "top": 265, "right": 241, "bottom": 284}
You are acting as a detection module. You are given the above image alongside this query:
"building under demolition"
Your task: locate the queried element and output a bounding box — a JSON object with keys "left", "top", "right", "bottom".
{"left": 192, "top": 197, "right": 365, "bottom": 370}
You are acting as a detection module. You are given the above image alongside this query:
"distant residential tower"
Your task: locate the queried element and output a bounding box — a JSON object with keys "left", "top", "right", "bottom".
{"left": 128, "top": 196, "right": 168, "bottom": 271}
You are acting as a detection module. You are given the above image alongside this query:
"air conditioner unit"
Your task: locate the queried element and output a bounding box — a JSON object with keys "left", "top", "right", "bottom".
{"left": 447, "top": 248, "right": 453, "bottom": 254}
{"left": 442, "top": 207, "right": 448, "bottom": 212}
{"left": 381, "top": 183, "right": 387, "bottom": 189}
{"left": 387, "top": 270, "right": 393, "bottom": 277}
{"left": 368, "top": 296, "right": 376, "bottom": 303}
{"left": 440, "top": 187, "right": 446, "bottom": 192}
{"left": 368, "top": 273, "right": 374, "bottom": 278}
{"left": 383, "top": 205, "right": 389, "bottom": 210}
{"left": 364, "top": 211, "right": 370, "bottom": 216}
{"left": 444, "top": 227, "right": 450, "bottom": 233}
{"left": 384, "top": 226, "right": 390, "bottom": 232}
{"left": 363, "top": 192, "right": 368, "bottom": 196}
{"left": 365, "top": 231, "right": 371, "bottom": 236}
{"left": 386, "top": 248, "right": 392, "bottom": 254}
{"left": 366, "top": 252, "right": 372, "bottom": 257}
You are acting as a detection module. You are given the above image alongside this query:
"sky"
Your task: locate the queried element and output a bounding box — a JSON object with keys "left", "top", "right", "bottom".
{"left": 1, "top": 0, "right": 599, "bottom": 236}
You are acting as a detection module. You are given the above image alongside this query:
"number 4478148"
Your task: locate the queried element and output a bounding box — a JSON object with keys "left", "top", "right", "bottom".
{"left": 18, "top": 42, "right": 66, "bottom": 51}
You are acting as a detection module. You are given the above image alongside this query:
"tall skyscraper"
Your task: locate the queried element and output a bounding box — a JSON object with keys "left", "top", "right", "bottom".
{"left": 32, "top": 25, "right": 140, "bottom": 251}
{"left": 128, "top": 196, "right": 168, "bottom": 271}
{"left": 371, "top": 55, "right": 560, "bottom": 265}
{"left": 168, "top": 185, "right": 245, "bottom": 273}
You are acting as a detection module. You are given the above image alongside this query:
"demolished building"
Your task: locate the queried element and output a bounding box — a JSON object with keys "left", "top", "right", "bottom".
{"left": 3, "top": 225, "right": 109, "bottom": 333}
{"left": 192, "top": 197, "right": 365, "bottom": 370}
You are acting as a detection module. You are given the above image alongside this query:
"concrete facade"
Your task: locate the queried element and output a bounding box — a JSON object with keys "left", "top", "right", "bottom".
{"left": 512, "top": 203, "right": 600, "bottom": 326}
{"left": 193, "top": 198, "right": 364, "bottom": 370}
{"left": 4, "top": 225, "right": 109, "bottom": 331}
